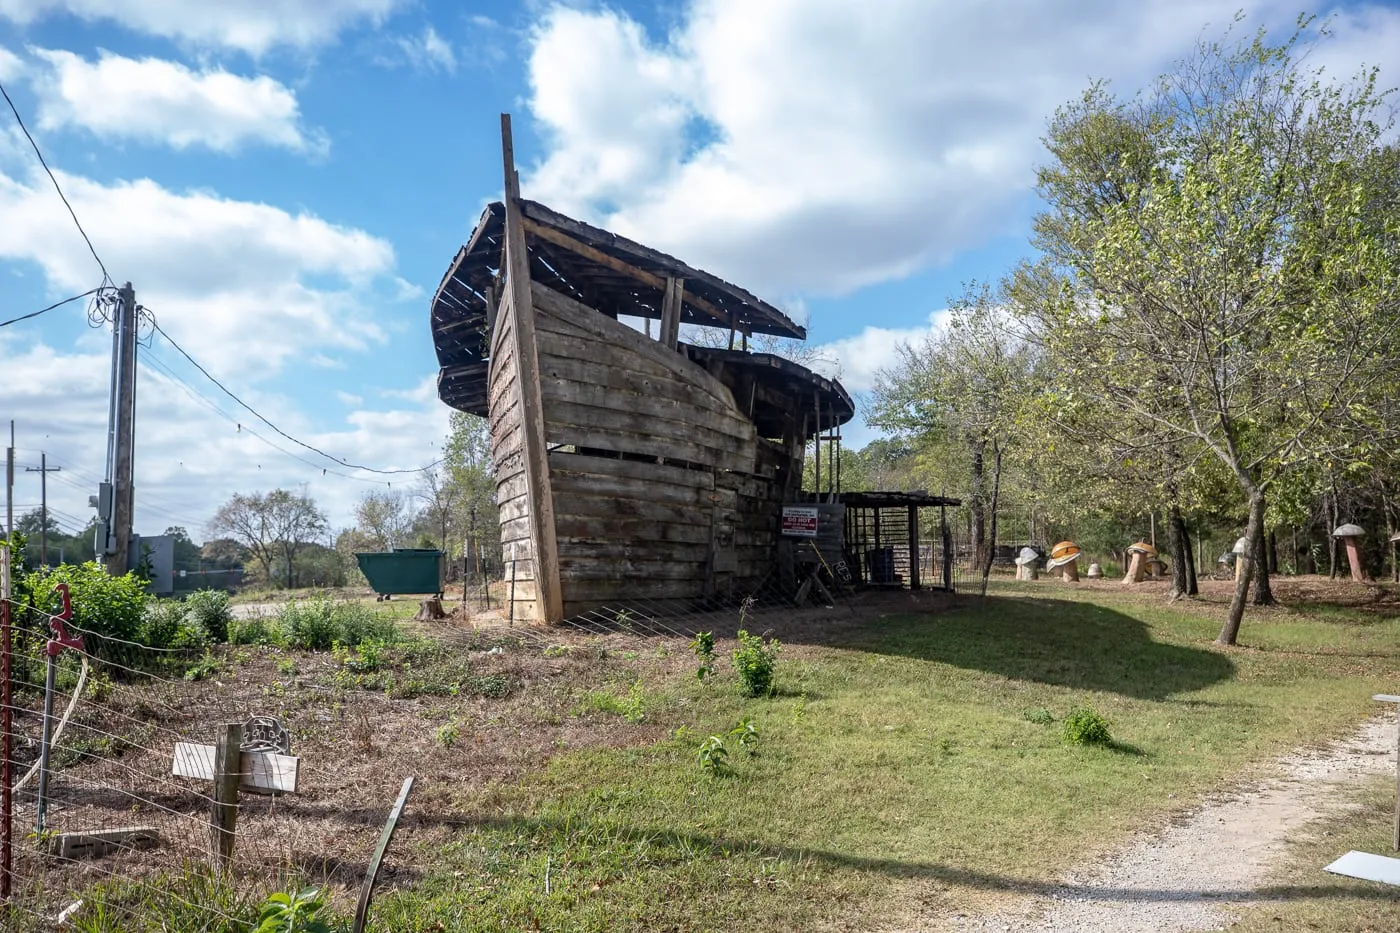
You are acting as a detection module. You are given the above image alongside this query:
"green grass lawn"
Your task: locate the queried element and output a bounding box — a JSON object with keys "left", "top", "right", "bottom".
{"left": 368, "top": 584, "right": 1400, "bottom": 932}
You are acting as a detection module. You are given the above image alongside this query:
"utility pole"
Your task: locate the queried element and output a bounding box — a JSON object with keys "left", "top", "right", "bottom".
{"left": 104, "top": 283, "right": 137, "bottom": 577}
{"left": 25, "top": 454, "right": 60, "bottom": 567}
{"left": 5, "top": 420, "right": 13, "bottom": 540}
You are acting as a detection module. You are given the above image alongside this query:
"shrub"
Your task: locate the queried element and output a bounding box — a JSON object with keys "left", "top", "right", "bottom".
{"left": 254, "top": 886, "right": 332, "bottom": 933}
{"left": 1062, "top": 707, "right": 1112, "bottom": 746}
{"left": 620, "top": 679, "right": 646, "bottom": 723}
{"left": 279, "top": 597, "right": 399, "bottom": 651}
{"left": 1022, "top": 707, "right": 1055, "bottom": 726}
{"left": 184, "top": 589, "right": 232, "bottom": 643}
{"left": 24, "top": 562, "right": 147, "bottom": 650}
{"left": 142, "top": 599, "right": 190, "bottom": 650}
{"left": 733, "top": 629, "right": 780, "bottom": 698}
{"left": 690, "top": 631, "right": 716, "bottom": 680}
{"left": 696, "top": 735, "right": 729, "bottom": 776}
{"left": 229, "top": 615, "right": 282, "bottom": 647}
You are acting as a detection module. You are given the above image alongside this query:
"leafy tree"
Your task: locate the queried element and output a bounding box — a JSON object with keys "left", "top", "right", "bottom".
{"left": 1018, "top": 20, "right": 1400, "bottom": 643}
{"left": 870, "top": 281, "right": 1038, "bottom": 591}
{"left": 208, "top": 490, "right": 328, "bottom": 589}
{"left": 353, "top": 488, "right": 413, "bottom": 551}
{"left": 444, "top": 411, "right": 500, "bottom": 572}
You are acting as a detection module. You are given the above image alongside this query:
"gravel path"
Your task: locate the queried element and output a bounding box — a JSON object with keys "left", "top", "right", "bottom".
{"left": 940, "top": 716, "right": 1396, "bottom": 933}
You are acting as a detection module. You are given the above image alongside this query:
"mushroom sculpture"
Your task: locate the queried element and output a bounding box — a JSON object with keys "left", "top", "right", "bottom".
{"left": 1014, "top": 546, "right": 1040, "bottom": 581}
{"left": 1046, "top": 540, "right": 1082, "bottom": 582}
{"left": 1232, "top": 536, "right": 1249, "bottom": 583}
{"left": 1086, "top": 562, "right": 1103, "bottom": 579}
{"left": 1390, "top": 531, "right": 1400, "bottom": 584}
{"left": 1123, "top": 541, "right": 1157, "bottom": 584}
{"left": 1332, "top": 523, "right": 1368, "bottom": 583}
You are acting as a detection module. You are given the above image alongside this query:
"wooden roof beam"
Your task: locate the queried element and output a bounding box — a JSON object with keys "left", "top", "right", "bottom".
{"left": 522, "top": 217, "right": 739, "bottom": 331}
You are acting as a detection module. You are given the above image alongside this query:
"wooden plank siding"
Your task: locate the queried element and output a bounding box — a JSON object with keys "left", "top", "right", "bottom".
{"left": 485, "top": 279, "right": 806, "bottom": 620}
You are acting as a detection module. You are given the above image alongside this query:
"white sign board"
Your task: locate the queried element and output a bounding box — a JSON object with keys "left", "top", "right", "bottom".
{"left": 172, "top": 742, "right": 300, "bottom": 794}
{"left": 781, "top": 506, "right": 819, "bottom": 538}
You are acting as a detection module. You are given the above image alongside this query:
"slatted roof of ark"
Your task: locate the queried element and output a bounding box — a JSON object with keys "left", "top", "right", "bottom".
{"left": 431, "top": 199, "right": 810, "bottom": 417}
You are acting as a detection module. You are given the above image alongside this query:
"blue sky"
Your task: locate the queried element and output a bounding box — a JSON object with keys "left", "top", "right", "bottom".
{"left": 0, "top": 0, "right": 1396, "bottom": 537}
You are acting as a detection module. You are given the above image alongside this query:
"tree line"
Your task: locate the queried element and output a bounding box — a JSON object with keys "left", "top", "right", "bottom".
{"left": 862, "top": 18, "right": 1400, "bottom": 644}
{"left": 206, "top": 411, "right": 499, "bottom": 589}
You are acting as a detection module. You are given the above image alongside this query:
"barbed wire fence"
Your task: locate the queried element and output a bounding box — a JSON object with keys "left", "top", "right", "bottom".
{"left": 0, "top": 526, "right": 975, "bottom": 930}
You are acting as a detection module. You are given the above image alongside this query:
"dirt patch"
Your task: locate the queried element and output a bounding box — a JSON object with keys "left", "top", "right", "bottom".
{"left": 936, "top": 716, "right": 1397, "bottom": 933}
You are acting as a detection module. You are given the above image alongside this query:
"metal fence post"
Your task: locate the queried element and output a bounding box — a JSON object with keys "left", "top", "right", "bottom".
{"left": 1, "top": 542, "right": 12, "bottom": 903}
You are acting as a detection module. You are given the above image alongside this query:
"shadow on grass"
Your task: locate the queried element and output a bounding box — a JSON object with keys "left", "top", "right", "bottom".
{"left": 830, "top": 595, "right": 1236, "bottom": 701}
{"left": 390, "top": 810, "right": 1398, "bottom": 907}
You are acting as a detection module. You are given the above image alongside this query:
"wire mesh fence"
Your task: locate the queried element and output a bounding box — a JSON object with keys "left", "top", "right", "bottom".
{"left": 0, "top": 526, "right": 976, "bottom": 928}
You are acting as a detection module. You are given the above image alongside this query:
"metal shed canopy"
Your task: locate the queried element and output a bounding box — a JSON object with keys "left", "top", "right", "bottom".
{"left": 432, "top": 199, "right": 809, "bottom": 416}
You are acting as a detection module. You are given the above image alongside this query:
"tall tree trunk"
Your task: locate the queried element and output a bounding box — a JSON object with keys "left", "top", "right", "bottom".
{"left": 978, "top": 444, "right": 1003, "bottom": 597}
{"left": 1218, "top": 492, "right": 1264, "bottom": 646}
{"left": 1327, "top": 486, "right": 1340, "bottom": 578}
{"left": 1251, "top": 506, "right": 1275, "bottom": 606}
{"left": 969, "top": 442, "right": 986, "bottom": 570}
{"left": 1168, "top": 503, "right": 1190, "bottom": 600}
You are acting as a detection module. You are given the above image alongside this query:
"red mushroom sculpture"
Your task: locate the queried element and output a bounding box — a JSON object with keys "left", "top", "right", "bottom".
{"left": 1332, "top": 523, "right": 1367, "bottom": 583}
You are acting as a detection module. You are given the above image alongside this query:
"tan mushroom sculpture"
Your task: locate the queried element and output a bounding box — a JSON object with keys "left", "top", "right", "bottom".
{"left": 1332, "top": 523, "right": 1368, "bottom": 583}
{"left": 1046, "top": 540, "right": 1082, "bottom": 582}
{"left": 1232, "top": 536, "right": 1249, "bottom": 582}
{"left": 1123, "top": 541, "right": 1157, "bottom": 583}
{"left": 1014, "top": 546, "right": 1040, "bottom": 581}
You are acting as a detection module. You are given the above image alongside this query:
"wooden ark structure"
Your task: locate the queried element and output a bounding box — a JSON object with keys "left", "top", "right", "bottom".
{"left": 430, "top": 116, "right": 853, "bottom": 623}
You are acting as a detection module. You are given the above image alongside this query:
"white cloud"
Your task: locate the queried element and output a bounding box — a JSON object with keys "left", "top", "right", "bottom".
{"left": 376, "top": 25, "right": 462, "bottom": 74}
{"left": 808, "top": 311, "right": 950, "bottom": 394}
{"left": 1, "top": 335, "right": 447, "bottom": 534}
{"left": 0, "top": 43, "right": 19, "bottom": 80}
{"left": 0, "top": 0, "right": 405, "bottom": 55}
{"left": 27, "top": 49, "right": 326, "bottom": 155}
{"left": 0, "top": 166, "right": 396, "bottom": 378}
{"left": 521, "top": 1, "right": 1400, "bottom": 299}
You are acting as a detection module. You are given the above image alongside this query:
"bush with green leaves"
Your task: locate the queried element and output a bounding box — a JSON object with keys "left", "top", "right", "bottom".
{"left": 1062, "top": 707, "right": 1112, "bottom": 746}
{"left": 279, "top": 597, "right": 399, "bottom": 651}
{"left": 23, "top": 561, "right": 148, "bottom": 650}
{"left": 141, "top": 599, "right": 208, "bottom": 651}
{"left": 733, "top": 629, "right": 781, "bottom": 698}
{"left": 690, "top": 631, "right": 716, "bottom": 680}
{"left": 254, "top": 887, "right": 333, "bottom": 933}
{"left": 696, "top": 735, "right": 729, "bottom": 776}
{"left": 184, "top": 589, "right": 232, "bottom": 643}
{"left": 229, "top": 615, "right": 283, "bottom": 647}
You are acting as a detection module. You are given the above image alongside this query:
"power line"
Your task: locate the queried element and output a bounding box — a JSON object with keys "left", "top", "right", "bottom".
{"left": 143, "top": 309, "right": 441, "bottom": 476}
{"left": 139, "top": 353, "right": 395, "bottom": 487}
{"left": 0, "top": 78, "right": 111, "bottom": 285}
{"left": 0, "top": 287, "right": 104, "bottom": 328}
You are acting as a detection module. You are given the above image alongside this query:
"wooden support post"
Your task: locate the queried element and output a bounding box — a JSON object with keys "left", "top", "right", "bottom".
{"left": 658, "top": 276, "right": 684, "bottom": 350}
{"left": 1377, "top": 695, "right": 1400, "bottom": 852}
{"left": 941, "top": 504, "right": 953, "bottom": 592}
{"left": 500, "top": 113, "right": 563, "bottom": 624}
{"left": 907, "top": 505, "right": 921, "bottom": 591}
{"left": 812, "top": 393, "right": 820, "bottom": 501}
{"left": 353, "top": 776, "right": 415, "bottom": 933}
{"left": 210, "top": 723, "right": 243, "bottom": 870}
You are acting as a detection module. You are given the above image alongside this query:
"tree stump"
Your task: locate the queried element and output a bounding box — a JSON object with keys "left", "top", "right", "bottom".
{"left": 413, "top": 598, "right": 446, "bottom": 622}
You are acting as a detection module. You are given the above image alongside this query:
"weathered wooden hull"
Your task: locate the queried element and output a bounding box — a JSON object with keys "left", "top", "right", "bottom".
{"left": 493, "top": 280, "right": 795, "bottom": 621}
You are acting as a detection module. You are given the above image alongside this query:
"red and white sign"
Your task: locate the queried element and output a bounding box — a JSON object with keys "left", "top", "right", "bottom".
{"left": 781, "top": 506, "right": 819, "bottom": 537}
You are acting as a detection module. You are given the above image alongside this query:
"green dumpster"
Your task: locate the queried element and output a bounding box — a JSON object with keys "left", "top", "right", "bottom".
{"left": 356, "top": 548, "right": 444, "bottom": 599}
